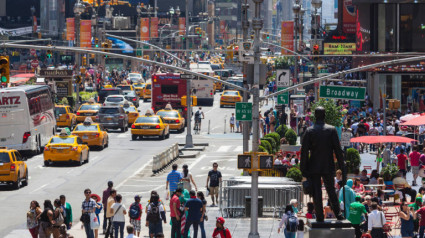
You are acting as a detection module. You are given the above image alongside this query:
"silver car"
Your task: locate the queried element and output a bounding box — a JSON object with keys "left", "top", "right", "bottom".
{"left": 103, "top": 95, "right": 130, "bottom": 107}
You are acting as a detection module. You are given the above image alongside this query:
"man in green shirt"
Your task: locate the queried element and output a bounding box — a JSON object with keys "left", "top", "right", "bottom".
{"left": 409, "top": 197, "right": 422, "bottom": 235}
{"left": 348, "top": 196, "right": 368, "bottom": 238}
{"left": 60, "top": 195, "right": 73, "bottom": 230}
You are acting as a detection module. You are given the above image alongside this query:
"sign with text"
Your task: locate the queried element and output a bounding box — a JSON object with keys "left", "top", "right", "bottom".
{"left": 80, "top": 20, "right": 92, "bottom": 48}
{"left": 259, "top": 155, "right": 274, "bottom": 169}
{"left": 341, "top": 132, "right": 352, "bottom": 147}
{"left": 235, "top": 102, "right": 252, "bottom": 121}
{"left": 39, "top": 70, "right": 73, "bottom": 78}
{"left": 324, "top": 43, "right": 356, "bottom": 55}
{"left": 319, "top": 85, "right": 366, "bottom": 100}
{"left": 56, "top": 81, "right": 72, "bottom": 98}
{"left": 281, "top": 21, "right": 294, "bottom": 55}
{"left": 150, "top": 17, "right": 159, "bottom": 38}
{"left": 66, "top": 18, "right": 75, "bottom": 41}
{"left": 140, "top": 18, "right": 150, "bottom": 40}
{"left": 277, "top": 87, "right": 289, "bottom": 105}
{"left": 276, "top": 69, "right": 290, "bottom": 87}
{"left": 237, "top": 154, "right": 252, "bottom": 169}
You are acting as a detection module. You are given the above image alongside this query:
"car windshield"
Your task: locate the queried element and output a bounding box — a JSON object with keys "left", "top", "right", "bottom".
{"left": 157, "top": 111, "right": 179, "bottom": 118}
{"left": 55, "top": 107, "right": 67, "bottom": 115}
{"left": 136, "top": 117, "right": 160, "bottom": 123}
{"left": 79, "top": 105, "right": 100, "bottom": 111}
{"left": 99, "top": 108, "right": 119, "bottom": 114}
{"left": 145, "top": 84, "right": 151, "bottom": 89}
{"left": 106, "top": 97, "right": 124, "bottom": 102}
{"left": 224, "top": 91, "right": 239, "bottom": 96}
{"left": 50, "top": 137, "right": 75, "bottom": 144}
{"left": 99, "top": 90, "right": 121, "bottom": 97}
{"left": 118, "top": 85, "right": 132, "bottom": 91}
{"left": 124, "top": 91, "right": 136, "bottom": 96}
{"left": 123, "top": 107, "right": 137, "bottom": 112}
{"left": 134, "top": 83, "right": 144, "bottom": 87}
{"left": 0, "top": 153, "right": 10, "bottom": 163}
{"left": 129, "top": 73, "right": 140, "bottom": 78}
{"left": 74, "top": 125, "right": 98, "bottom": 131}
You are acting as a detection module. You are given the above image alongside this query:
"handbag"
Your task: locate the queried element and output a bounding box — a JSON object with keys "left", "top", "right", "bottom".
{"left": 90, "top": 213, "right": 100, "bottom": 230}
{"left": 54, "top": 209, "right": 64, "bottom": 226}
{"left": 80, "top": 213, "right": 90, "bottom": 224}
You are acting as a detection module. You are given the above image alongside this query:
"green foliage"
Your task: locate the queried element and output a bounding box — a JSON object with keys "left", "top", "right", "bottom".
{"left": 310, "top": 99, "right": 343, "bottom": 127}
{"left": 286, "top": 167, "right": 302, "bottom": 182}
{"left": 275, "top": 57, "right": 294, "bottom": 69}
{"left": 285, "top": 128, "right": 297, "bottom": 145}
{"left": 73, "top": 92, "right": 98, "bottom": 103}
{"left": 260, "top": 140, "right": 272, "bottom": 154}
{"left": 265, "top": 132, "right": 281, "bottom": 150}
{"left": 261, "top": 137, "right": 276, "bottom": 154}
{"left": 380, "top": 163, "right": 399, "bottom": 181}
{"left": 346, "top": 148, "right": 361, "bottom": 174}
{"left": 258, "top": 145, "right": 266, "bottom": 153}
{"left": 59, "top": 97, "right": 69, "bottom": 105}
{"left": 276, "top": 124, "right": 288, "bottom": 139}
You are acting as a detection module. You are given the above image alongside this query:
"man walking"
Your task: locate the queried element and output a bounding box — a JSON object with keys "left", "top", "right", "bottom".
{"left": 184, "top": 190, "right": 203, "bottom": 238}
{"left": 105, "top": 189, "right": 117, "bottom": 238}
{"left": 166, "top": 164, "right": 182, "bottom": 197}
{"left": 60, "top": 195, "right": 73, "bottom": 230}
{"left": 230, "top": 113, "right": 235, "bottom": 133}
{"left": 348, "top": 196, "right": 368, "bottom": 238}
{"left": 170, "top": 188, "right": 182, "bottom": 238}
{"left": 367, "top": 202, "right": 386, "bottom": 238}
{"left": 82, "top": 188, "right": 97, "bottom": 238}
{"left": 410, "top": 145, "right": 421, "bottom": 186}
{"left": 103, "top": 181, "right": 114, "bottom": 233}
{"left": 128, "top": 195, "right": 142, "bottom": 237}
{"left": 206, "top": 162, "right": 222, "bottom": 207}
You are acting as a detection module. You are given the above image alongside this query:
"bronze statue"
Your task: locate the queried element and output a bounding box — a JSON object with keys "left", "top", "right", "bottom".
{"left": 300, "top": 106, "right": 346, "bottom": 222}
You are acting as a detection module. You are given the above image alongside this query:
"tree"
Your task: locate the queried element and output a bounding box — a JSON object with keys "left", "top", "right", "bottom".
{"left": 274, "top": 56, "right": 293, "bottom": 69}
{"left": 310, "top": 98, "right": 343, "bottom": 127}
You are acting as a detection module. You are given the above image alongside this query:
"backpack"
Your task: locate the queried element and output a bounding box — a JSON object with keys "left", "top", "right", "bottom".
{"left": 129, "top": 203, "right": 141, "bottom": 219}
{"left": 195, "top": 110, "right": 200, "bottom": 118}
{"left": 147, "top": 203, "right": 160, "bottom": 223}
{"left": 286, "top": 212, "right": 298, "bottom": 232}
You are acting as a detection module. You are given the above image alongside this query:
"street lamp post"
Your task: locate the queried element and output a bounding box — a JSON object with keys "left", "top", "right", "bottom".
{"left": 137, "top": 4, "right": 142, "bottom": 58}
{"left": 74, "top": 1, "right": 85, "bottom": 109}
{"left": 292, "top": 1, "right": 300, "bottom": 85}
{"left": 312, "top": 0, "right": 322, "bottom": 80}
{"left": 185, "top": 0, "right": 194, "bottom": 148}
{"left": 241, "top": 0, "right": 250, "bottom": 154}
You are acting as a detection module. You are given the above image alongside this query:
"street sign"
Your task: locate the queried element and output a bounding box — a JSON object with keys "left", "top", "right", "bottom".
{"left": 319, "top": 85, "right": 366, "bottom": 101}
{"left": 180, "top": 74, "right": 195, "bottom": 79}
{"left": 30, "top": 60, "right": 39, "bottom": 68}
{"left": 341, "top": 132, "right": 352, "bottom": 147}
{"left": 235, "top": 102, "right": 252, "bottom": 121}
{"left": 136, "top": 48, "right": 142, "bottom": 57}
{"left": 259, "top": 155, "right": 274, "bottom": 169}
{"left": 237, "top": 154, "right": 252, "bottom": 169}
{"left": 30, "top": 49, "right": 36, "bottom": 55}
{"left": 276, "top": 69, "right": 290, "bottom": 87}
{"left": 277, "top": 87, "right": 289, "bottom": 105}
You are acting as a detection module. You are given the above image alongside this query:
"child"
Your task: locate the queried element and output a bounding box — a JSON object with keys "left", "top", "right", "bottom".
{"left": 230, "top": 113, "right": 235, "bottom": 133}
{"left": 297, "top": 219, "right": 305, "bottom": 238}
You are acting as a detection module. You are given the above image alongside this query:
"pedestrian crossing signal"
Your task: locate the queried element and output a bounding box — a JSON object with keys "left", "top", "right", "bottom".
{"left": 237, "top": 154, "right": 252, "bottom": 169}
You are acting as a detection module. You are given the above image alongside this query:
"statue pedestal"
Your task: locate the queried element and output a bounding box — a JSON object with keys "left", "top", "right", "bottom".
{"left": 304, "top": 219, "right": 355, "bottom": 238}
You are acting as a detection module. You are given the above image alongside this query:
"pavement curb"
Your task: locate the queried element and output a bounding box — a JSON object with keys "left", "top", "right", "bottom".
{"left": 178, "top": 151, "right": 200, "bottom": 158}
{"left": 179, "top": 146, "right": 206, "bottom": 152}
{"left": 178, "top": 143, "right": 209, "bottom": 146}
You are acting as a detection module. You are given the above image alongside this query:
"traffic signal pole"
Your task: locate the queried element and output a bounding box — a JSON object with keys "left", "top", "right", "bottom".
{"left": 185, "top": 0, "right": 194, "bottom": 148}
{"left": 242, "top": 0, "right": 250, "bottom": 154}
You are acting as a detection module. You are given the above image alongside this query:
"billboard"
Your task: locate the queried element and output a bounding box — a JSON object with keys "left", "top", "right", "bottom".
{"left": 343, "top": 0, "right": 356, "bottom": 34}
{"left": 140, "top": 18, "right": 150, "bottom": 40}
{"left": 66, "top": 18, "right": 75, "bottom": 41}
{"left": 356, "top": 6, "right": 371, "bottom": 52}
{"left": 80, "top": 20, "right": 91, "bottom": 48}
{"left": 324, "top": 43, "right": 356, "bottom": 55}
{"left": 220, "top": 20, "right": 226, "bottom": 34}
{"left": 281, "top": 21, "right": 294, "bottom": 55}
{"left": 150, "top": 17, "right": 158, "bottom": 38}
{"left": 179, "top": 17, "right": 186, "bottom": 35}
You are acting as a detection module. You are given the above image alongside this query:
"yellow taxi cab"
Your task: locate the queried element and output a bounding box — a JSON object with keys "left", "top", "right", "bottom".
{"left": 0, "top": 147, "right": 28, "bottom": 189}
{"left": 54, "top": 104, "right": 76, "bottom": 128}
{"left": 76, "top": 100, "right": 101, "bottom": 123}
{"left": 131, "top": 110, "right": 169, "bottom": 140}
{"left": 117, "top": 84, "right": 134, "bottom": 92}
{"left": 71, "top": 118, "right": 109, "bottom": 150}
{"left": 104, "top": 84, "right": 113, "bottom": 88}
{"left": 156, "top": 108, "right": 185, "bottom": 133}
{"left": 44, "top": 129, "right": 89, "bottom": 166}
{"left": 142, "top": 82, "right": 152, "bottom": 102}
{"left": 123, "top": 104, "right": 140, "bottom": 125}
{"left": 133, "top": 82, "right": 146, "bottom": 97}
{"left": 214, "top": 75, "right": 223, "bottom": 92}
{"left": 220, "top": 90, "right": 242, "bottom": 108}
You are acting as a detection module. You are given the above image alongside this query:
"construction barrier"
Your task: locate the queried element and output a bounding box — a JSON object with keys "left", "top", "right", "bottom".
{"left": 152, "top": 143, "right": 179, "bottom": 174}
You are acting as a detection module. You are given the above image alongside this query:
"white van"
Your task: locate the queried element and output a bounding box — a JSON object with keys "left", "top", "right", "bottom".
{"left": 190, "top": 63, "right": 215, "bottom": 106}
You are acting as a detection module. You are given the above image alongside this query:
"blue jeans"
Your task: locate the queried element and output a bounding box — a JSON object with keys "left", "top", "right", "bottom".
{"left": 113, "top": 221, "right": 124, "bottom": 238}
{"left": 420, "top": 226, "right": 425, "bottom": 238}
{"left": 83, "top": 221, "right": 94, "bottom": 238}
{"left": 284, "top": 229, "right": 296, "bottom": 238}
{"left": 184, "top": 220, "right": 199, "bottom": 238}
{"left": 199, "top": 220, "right": 206, "bottom": 238}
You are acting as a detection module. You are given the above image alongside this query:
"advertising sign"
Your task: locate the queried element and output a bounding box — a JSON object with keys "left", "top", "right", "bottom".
{"left": 324, "top": 43, "right": 356, "bottom": 55}
{"left": 220, "top": 20, "right": 226, "bottom": 34}
{"left": 281, "top": 21, "right": 294, "bottom": 55}
{"left": 150, "top": 17, "right": 158, "bottom": 38}
{"left": 66, "top": 18, "right": 75, "bottom": 41}
{"left": 343, "top": 0, "right": 356, "bottom": 34}
{"left": 80, "top": 20, "right": 91, "bottom": 48}
{"left": 56, "top": 81, "right": 72, "bottom": 98}
{"left": 179, "top": 18, "right": 186, "bottom": 35}
{"left": 140, "top": 18, "right": 150, "bottom": 40}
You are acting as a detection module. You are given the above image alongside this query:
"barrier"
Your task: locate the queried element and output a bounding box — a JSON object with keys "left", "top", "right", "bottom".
{"left": 152, "top": 143, "right": 179, "bottom": 174}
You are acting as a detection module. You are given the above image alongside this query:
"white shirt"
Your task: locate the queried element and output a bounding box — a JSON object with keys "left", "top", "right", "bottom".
{"left": 125, "top": 235, "right": 139, "bottom": 238}
{"left": 278, "top": 212, "right": 298, "bottom": 229}
{"left": 274, "top": 159, "right": 282, "bottom": 165}
{"left": 290, "top": 158, "right": 296, "bottom": 165}
{"left": 368, "top": 210, "right": 386, "bottom": 230}
{"left": 111, "top": 203, "right": 127, "bottom": 222}
{"left": 419, "top": 125, "right": 425, "bottom": 134}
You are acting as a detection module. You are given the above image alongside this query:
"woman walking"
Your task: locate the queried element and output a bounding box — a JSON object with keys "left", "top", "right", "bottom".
{"left": 278, "top": 205, "right": 298, "bottom": 238}
{"left": 197, "top": 191, "right": 207, "bottom": 238}
{"left": 400, "top": 202, "right": 416, "bottom": 238}
{"left": 181, "top": 164, "right": 197, "bottom": 192}
{"left": 38, "top": 200, "right": 54, "bottom": 238}
{"left": 27, "top": 200, "right": 42, "bottom": 238}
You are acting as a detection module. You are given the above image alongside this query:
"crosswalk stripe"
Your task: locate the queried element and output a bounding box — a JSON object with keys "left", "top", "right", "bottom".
{"left": 233, "top": 146, "right": 243, "bottom": 152}
{"left": 217, "top": 145, "right": 231, "bottom": 152}
{"left": 117, "top": 134, "right": 128, "bottom": 138}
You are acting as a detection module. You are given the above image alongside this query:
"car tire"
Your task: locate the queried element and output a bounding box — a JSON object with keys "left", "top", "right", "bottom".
{"left": 161, "top": 131, "right": 166, "bottom": 140}
{"left": 13, "top": 173, "right": 20, "bottom": 189}
{"left": 132, "top": 135, "right": 138, "bottom": 140}
{"left": 44, "top": 161, "right": 49, "bottom": 167}
{"left": 100, "top": 141, "right": 105, "bottom": 150}
{"left": 78, "top": 154, "right": 83, "bottom": 166}
{"left": 220, "top": 104, "right": 223, "bottom": 108}
{"left": 143, "top": 98, "right": 147, "bottom": 102}
{"left": 105, "top": 138, "right": 109, "bottom": 148}
{"left": 121, "top": 126, "right": 125, "bottom": 132}
{"left": 22, "top": 169, "right": 28, "bottom": 186}
{"left": 125, "top": 125, "right": 128, "bottom": 132}
{"left": 85, "top": 152, "right": 89, "bottom": 164}
{"left": 166, "top": 131, "right": 170, "bottom": 139}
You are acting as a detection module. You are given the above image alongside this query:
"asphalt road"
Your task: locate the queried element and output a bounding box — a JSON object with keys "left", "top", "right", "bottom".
{"left": 1, "top": 93, "right": 250, "bottom": 237}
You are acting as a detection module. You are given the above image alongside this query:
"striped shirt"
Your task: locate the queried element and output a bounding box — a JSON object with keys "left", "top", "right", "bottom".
{"left": 82, "top": 198, "right": 96, "bottom": 213}
{"left": 167, "top": 170, "right": 182, "bottom": 192}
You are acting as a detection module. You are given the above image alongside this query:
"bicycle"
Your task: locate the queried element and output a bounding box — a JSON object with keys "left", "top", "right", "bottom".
{"left": 194, "top": 117, "right": 202, "bottom": 134}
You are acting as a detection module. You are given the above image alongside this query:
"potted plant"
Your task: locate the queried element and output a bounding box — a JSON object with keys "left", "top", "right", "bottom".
{"left": 346, "top": 148, "right": 361, "bottom": 174}
{"left": 286, "top": 167, "right": 302, "bottom": 182}
{"left": 380, "top": 163, "right": 399, "bottom": 182}
{"left": 285, "top": 128, "right": 297, "bottom": 145}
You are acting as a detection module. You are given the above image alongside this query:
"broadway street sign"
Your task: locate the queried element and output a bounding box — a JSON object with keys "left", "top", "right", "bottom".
{"left": 319, "top": 85, "right": 366, "bottom": 101}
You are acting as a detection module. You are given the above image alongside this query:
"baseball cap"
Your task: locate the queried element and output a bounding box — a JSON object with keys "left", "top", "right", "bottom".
{"left": 135, "top": 195, "right": 141, "bottom": 200}
{"left": 216, "top": 217, "right": 225, "bottom": 224}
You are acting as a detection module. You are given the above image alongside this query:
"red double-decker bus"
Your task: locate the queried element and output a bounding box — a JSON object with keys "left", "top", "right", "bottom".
{"left": 151, "top": 73, "right": 187, "bottom": 119}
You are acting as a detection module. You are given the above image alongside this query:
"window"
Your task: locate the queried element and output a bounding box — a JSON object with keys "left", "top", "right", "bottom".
{"left": 74, "top": 125, "right": 98, "bottom": 131}
{"left": 79, "top": 105, "right": 100, "bottom": 111}
{"left": 224, "top": 91, "right": 239, "bottom": 96}
{"left": 106, "top": 97, "right": 124, "bottom": 102}
{"left": 27, "top": 89, "right": 53, "bottom": 116}
{"left": 123, "top": 107, "right": 137, "bottom": 112}
{"left": 77, "top": 137, "right": 83, "bottom": 144}
{"left": 161, "top": 85, "right": 178, "bottom": 94}
{"left": 157, "top": 111, "right": 179, "bottom": 118}
{"left": 99, "top": 108, "right": 119, "bottom": 114}
{"left": 146, "top": 84, "right": 152, "bottom": 89}
{"left": 117, "top": 85, "right": 132, "bottom": 91}
{"left": 135, "top": 117, "right": 160, "bottom": 123}
{"left": 14, "top": 152, "right": 23, "bottom": 161}
{"left": 55, "top": 107, "right": 67, "bottom": 116}
{"left": 50, "top": 137, "right": 75, "bottom": 144}
{"left": 0, "top": 153, "right": 10, "bottom": 163}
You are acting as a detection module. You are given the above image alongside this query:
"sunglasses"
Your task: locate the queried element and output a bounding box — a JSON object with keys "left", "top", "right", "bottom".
{"left": 85, "top": 191, "right": 91, "bottom": 194}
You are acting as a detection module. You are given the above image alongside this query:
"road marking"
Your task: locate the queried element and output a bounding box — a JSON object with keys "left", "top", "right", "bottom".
{"left": 175, "top": 135, "right": 185, "bottom": 138}
{"left": 120, "top": 184, "right": 160, "bottom": 187}
{"left": 116, "top": 159, "right": 152, "bottom": 189}
{"left": 117, "top": 134, "right": 128, "bottom": 138}
{"left": 233, "top": 146, "right": 243, "bottom": 152}
{"left": 217, "top": 146, "right": 231, "bottom": 152}
{"left": 31, "top": 183, "right": 49, "bottom": 193}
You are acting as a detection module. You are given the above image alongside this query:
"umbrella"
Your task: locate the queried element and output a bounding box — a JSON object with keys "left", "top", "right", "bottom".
{"left": 400, "top": 115, "right": 425, "bottom": 126}
{"left": 350, "top": 135, "right": 417, "bottom": 144}
{"left": 400, "top": 113, "right": 421, "bottom": 122}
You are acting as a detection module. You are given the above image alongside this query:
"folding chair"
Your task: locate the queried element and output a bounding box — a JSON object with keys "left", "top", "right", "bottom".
{"left": 363, "top": 165, "right": 372, "bottom": 176}
{"left": 384, "top": 212, "right": 398, "bottom": 237}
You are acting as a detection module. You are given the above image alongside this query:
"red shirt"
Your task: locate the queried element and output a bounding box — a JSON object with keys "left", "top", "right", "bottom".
{"left": 170, "top": 194, "right": 180, "bottom": 218}
{"left": 129, "top": 202, "right": 142, "bottom": 220}
{"left": 212, "top": 228, "right": 232, "bottom": 238}
{"left": 418, "top": 207, "right": 425, "bottom": 226}
{"left": 410, "top": 151, "right": 421, "bottom": 166}
{"left": 397, "top": 154, "right": 407, "bottom": 170}
{"left": 306, "top": 213, "right": 314, "bottom": 219}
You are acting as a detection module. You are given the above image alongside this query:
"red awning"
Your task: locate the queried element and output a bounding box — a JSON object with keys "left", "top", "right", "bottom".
{"left": 350, "top": 136, "right": 417, "bottom": 144}
{"left": 10, "top": 73, "right": 35, "bottom": 85}
{"left": 400, "top": 115, "right": 425, "bottom": 126}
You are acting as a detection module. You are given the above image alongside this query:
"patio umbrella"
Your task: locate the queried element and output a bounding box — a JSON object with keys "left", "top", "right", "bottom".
{"left": 400, "top": 113, "right": 421, "bottom": 122}
{"left": 400, "top": 115, "right": 425, "bottom": 126}
{"left": 350, "top": 135, "right": 417, "bottom": 144}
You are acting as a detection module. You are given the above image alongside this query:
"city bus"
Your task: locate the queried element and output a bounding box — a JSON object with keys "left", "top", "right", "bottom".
{"left": 190, "top": 63, "right": 215, "bottom": 106}
{"left": 0, "top": 85, "right": 56, "bottom": 155}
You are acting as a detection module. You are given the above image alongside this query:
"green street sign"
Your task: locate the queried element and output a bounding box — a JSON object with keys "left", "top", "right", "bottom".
{"left": 136, "top": 48, "right": 142, "bottom": 57}
{"left": 277, "top": 87, "right": 289, "bottom": 105}
{"left": 319, "top": 85, "right": 366, "bottom": 101}
{"left": 235, "top": 102, "right": 252, "bottom": 121}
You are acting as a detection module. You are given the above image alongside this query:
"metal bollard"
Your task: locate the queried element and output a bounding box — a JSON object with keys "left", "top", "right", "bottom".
{"left": 224, "top": 116, "right": 226, "bottom": 134}
{"left": 208, "top": 120, "right": 211, "bottom": 134}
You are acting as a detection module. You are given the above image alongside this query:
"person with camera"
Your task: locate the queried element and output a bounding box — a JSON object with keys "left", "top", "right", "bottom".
{"left": 400, "top": 201, "right": 416, "bottom": 238}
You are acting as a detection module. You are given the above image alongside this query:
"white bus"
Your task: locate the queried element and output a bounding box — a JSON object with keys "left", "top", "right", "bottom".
{"left": 190, "top": 63, "right": 215, "bottom": 106}
{"left": 0, "top": 85, "right": 56, "bottom": 155}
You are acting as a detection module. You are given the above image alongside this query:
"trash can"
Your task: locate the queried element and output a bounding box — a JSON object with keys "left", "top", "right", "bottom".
{"left": 245, "top": 196, "right": 263, "bottom": 217}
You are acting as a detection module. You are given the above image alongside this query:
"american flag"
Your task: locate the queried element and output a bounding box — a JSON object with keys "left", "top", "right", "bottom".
{"left": 181, "top": 212, "right": 186, "bottom": 235}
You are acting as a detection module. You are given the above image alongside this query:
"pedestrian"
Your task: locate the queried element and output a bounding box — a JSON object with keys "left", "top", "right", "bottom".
{"left": 146, "top": 193, "right": 166, "bottom": 238}
{"left": 184, "top": 190, "right": 203, "bottom": 238}
{"left": 197, "top": 191, "right": 207, "bottom": 238}
{"left": 206, "top": 162, "right": 222, "bottom": 207}
{"left": 27, "top": 200, "right": 42, "bottom": 238}
{"left": 102, "top": 181, "right": 114, "bottom": 234}
{"left": 52, "top": 199, "right": 63, "bottom": 238}
{"left": 111, "top": 194, "right": 127, "bottom": 238}
{"left": 60, "top": 195, "right": 73, "bottom": 230}
{"left": 170, "top": 188, "right": 183, "bottom": 238}
{"left": 305, "top": 202, "right": 315, "bottom": 219}
{"left": 166, "top": 164, "right": 182, "bottom": 198}
{"left": 400, "top": 201, "right": 416, "bottom": 238}
{"left": 339, "top": 179, "right": 357, "bottom": 219}
{"left": 125, "top": 225, "right": 138, "bottom": 238}
{"left": 230, "top": 113, "right": 235, "bottom": 133}
{"left": 128, "top": 195, "right": 143, "bottom": 237}
{"left": 348, "top": 196, "right": 368, "bottom": 238}
{"left": 410, "top": 145, "right": 421, "bottom": 186}
{"left": 212, "top": 217, "right": 231, "bottom": 238}
{"left": 393, "top": 172, "right": 417, "bottom": 203}
{"left": 181, "top": 164, "right": 198, "bottom": 192}
{"left": 277, "top": 205, "right": 298, "bottom": 238}
{"left": 105, "top": 189, "right": 117, "bottom": 238}
{"left": 398, "top": 148, "right": 408, "bottom": 178}
{"left": 82, "top": 188, "right": 97, "bottom": 238}
{"left": 91, "top": 194, "right": 103, "bottom": 238}
{"left": 367, "top": 202, "right": 386, "bottom": 238}
{"left": 38, "top": 200, "right": 55, "bottom": 238}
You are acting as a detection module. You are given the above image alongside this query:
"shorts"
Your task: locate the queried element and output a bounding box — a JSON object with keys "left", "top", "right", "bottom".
{"left": 209, "top": 186, "right": 219, "bottom": 196}
{"left": 400, "top": 169, "right": 407, "bottom": 177}
{"left": 148, "top": 222, "right": 163, "bottom": 235}
{"left": 400, "top": 228, "right": 414, "bottom": 237}
{"left": 230, "top": 124, "right": 235, "bottom": 128}
{"left": 412, "top": 166, "right": 420, "bottom": 175}
{"left": 130, "top": 219, "right": 141, "bottom": 232}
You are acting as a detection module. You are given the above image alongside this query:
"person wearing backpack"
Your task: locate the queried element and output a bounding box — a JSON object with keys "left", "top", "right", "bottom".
{"left": 146, "top": 194, "right": 166, "bottom": 238}
{"left": 128, "top": 195, "right": 142, "bottom": 237}
{"left": 212, "top": 217, "right": 231, "bottom": 238}
{"left": 194, "top": 107, "right": 205, "bottom": 130}
{"left": 278, "top": 205, "right": 298, "bottom": 238}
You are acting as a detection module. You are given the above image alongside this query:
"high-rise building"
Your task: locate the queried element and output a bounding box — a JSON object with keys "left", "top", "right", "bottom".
{"left": 40, "top": 0, "right": 66, "bottom": 37}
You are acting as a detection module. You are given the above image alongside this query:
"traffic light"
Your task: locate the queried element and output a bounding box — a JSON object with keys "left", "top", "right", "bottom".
{"left": 107, "top": 40, "right": 112, "bottom": 51}
{"left": 226, "top": 45, "right": 233, "bottom": 62}
{"left": 95, "top": 38, "right": 99, "bottom": 48}
{"left": 0, "top": 56, "right": 10, "bottom": 84}
{"left": 313, "top": 44, "right": 319, "bottom": 63}
{"left": 47, "top": 44, "right": 52, "bottom": 59}
{"left": 82, "top": 56, "right": 87, "bottom": 66}
{"left": 195, "top": 27, "right": 201, "bottom": 37}
{"left": 266, "top": 33, "right": 270, "bottom": 40}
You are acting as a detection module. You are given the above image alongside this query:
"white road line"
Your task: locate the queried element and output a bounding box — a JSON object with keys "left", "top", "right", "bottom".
{"left": 120, "top": 184, "right": 159, "bottom": 187}
{"left": 217, "top": 146, "right": 231, "bottom": 152}
{"left": 117, "top": 134, "right": 128, "bottom": 138}
{"left": 116, "top": 159, "right": 152, "bottom": 189}
{"left": 175, "top": 135, "right": 185, "bottom": 138}
{"left": 233, "top": 146, "right": 243, "bottom": 152}
{"left": 31, "top": 183, "right": 49, "bottom": 193}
